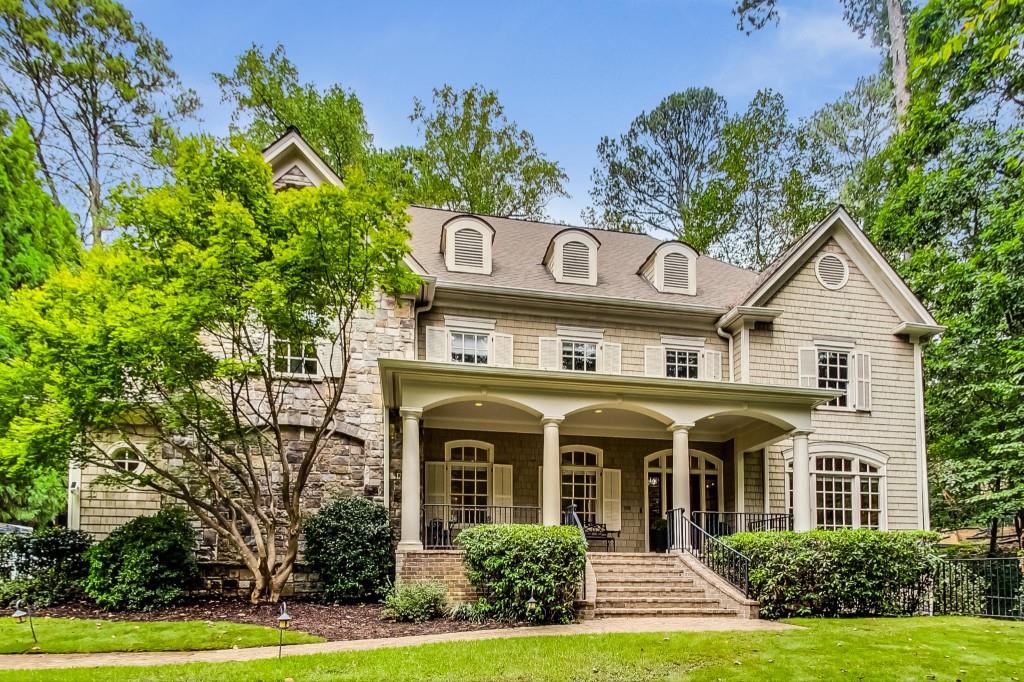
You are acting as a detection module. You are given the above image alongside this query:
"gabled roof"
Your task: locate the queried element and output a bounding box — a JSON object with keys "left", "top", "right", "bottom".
{"left": 738, "top": 206, "right": 941, "bottom": 333}
{"left": 262, "top": 127, "right": 343, "bottom": 188}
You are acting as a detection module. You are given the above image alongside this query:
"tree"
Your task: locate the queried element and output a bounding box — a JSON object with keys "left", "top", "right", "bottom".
{"left": 0, "top": 113, "right": 78, "bottom": 300}
{"left": 587, "top": 87, "right": 730, "bottom": 245}
{"left": 0, "top": 136, "right": 418, "bottom": 599}
{"left": 799, "top": 73, "right": 895, "bottom": 219}
{"left": 733, "top": 0, "right": 912, "bottom": 120}
{"left": 214, "top": 43, "right": 372, "bottom": 176}
{"left": 0, "top": 0, "right": 198, "bottom": 245}
{"left": 867, "top": 1, "right": 1024, "bottom": 548}
{"left": 709, "top": 90, "right": 825, "bottom": 269}
{"left": 408, "top": 84, "right": 568, "bottom": 220}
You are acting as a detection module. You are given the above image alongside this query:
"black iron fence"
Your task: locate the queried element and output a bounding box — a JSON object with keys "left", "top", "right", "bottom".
{"left": 691, "top": 511, "right": 792, "bottom": 536}
{"left": 931, "top": 557, "right": 1023, "bottom": 620}
{"left": 422, "top": 504, "right": 540, "bottom": 549}
{"left": 667, "top": 507, "right": 752, "bottom": 598}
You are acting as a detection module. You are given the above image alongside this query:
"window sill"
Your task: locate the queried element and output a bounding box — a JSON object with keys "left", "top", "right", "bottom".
{"left": 815, "top": 405, "right": 871, "bottom": 414}
{"left": 273, "top": 372, "right": 324, "bottom": 383}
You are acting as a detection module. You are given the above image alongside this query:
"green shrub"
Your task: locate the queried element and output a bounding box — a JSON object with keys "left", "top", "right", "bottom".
{"left": 0, "top": 527, "right": 92, "bottom": 607}
{"left": 303, "top": 496, "right": 393, "bottom": 603}
{"left": 380, "top": 582, "right": 448, "bottom": 623}
{"left": 723, "top": 530, "right": 939, "bottom": 619}
{"left": 449, "top": 599, "right": 490, "bottom": 623}
{"left": 456, "top": 524, "right": 586, "bottom": 624}
{"left": 84, "top": 508, "right": 200, "bottom": 611}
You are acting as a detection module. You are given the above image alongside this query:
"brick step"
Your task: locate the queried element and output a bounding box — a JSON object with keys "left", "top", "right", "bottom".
{"left": 590, "top": 571, "right": 692, "bottom": 581}
{"left": 594, "top": 606, "right": 738, "bottom": 618}
{"left": 596, "top": 585, "right": 705, "bottom": 596}
{"left": 596, "top": 597, "right": 721, "bottom": 609}
{"left": 589, "top": 560, "right": 682, "bottom": 569}
{"left": 595, "top": 574, "right": 694, "bottom": 585}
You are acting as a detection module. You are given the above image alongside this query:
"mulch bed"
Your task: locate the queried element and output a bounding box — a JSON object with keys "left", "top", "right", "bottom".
{"left": 37, "top": 598, "right": 508, "bottom": 642}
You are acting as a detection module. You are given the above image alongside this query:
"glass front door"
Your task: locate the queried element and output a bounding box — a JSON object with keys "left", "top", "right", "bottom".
{"left": 646, "top": 450, "right": 724, "bottom": 551}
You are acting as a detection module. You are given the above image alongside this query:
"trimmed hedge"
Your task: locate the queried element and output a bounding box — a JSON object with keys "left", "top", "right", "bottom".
{"left": 456, "top": 524, "right": 586, "bottom": 624}
{"left": 380, "top": 582, "right": 448, "bottom": 623}
{"left": 0, "top": 527, "right": 92, "bottom": 607}
{"left": 84, "top": 508, "right": 201, "bottom": 611}
{"left": 722, "top": 530, "right": 940, "bottom": 619}
{"left": 304, "top": 496, "right": 393, "bottom": 603}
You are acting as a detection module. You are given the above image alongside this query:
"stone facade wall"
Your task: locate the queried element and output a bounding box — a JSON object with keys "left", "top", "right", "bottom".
{"left": 395, "top": 550, "right": 482, "bottom": 604}
{"left": 196, "top": 562, "right": 322, "bottom": 598}
{"left": 747, "top": 239, "right": 922, "bottom": 529}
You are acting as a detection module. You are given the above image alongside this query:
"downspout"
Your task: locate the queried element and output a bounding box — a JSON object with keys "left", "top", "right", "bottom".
{"left": 716, "top": 326, "right": 734, "bottom": 383}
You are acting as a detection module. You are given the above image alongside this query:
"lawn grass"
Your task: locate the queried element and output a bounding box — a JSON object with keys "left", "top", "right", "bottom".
{"left": 0, "top": 617, "right": 322, "bottom": 654}
{"left": 0, "top": 616, "right": 1018, "bottom": 681}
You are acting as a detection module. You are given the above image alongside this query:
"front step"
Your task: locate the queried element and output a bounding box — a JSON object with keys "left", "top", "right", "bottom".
{"left": 588, "top": 552, "right": 738, "bottom": 619}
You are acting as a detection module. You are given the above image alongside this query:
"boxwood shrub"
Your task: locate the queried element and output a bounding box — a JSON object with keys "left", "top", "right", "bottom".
{"left": 456, "top": 524, "right": 586, "bottom": 624}
{"left": 722, "top": 529, "right": 940, "bottom": 619}
{"left": 303, "top": 496, "right": 393, "bottom": 603}
{"left": 380, "top": 581, "right": 448, "bottom": 623}
{"left": 84, "top": 507, "right": 200, "bottom": 611}
{"left": 0, "top": 527, "right": 92, "bottom": 607}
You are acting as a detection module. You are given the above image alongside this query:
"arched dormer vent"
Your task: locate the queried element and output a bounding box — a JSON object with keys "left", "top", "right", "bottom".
{"left": 640, "top": 241, "right": 697, "bottom": 295}
{"left": 440, "top": 216, "right": 495, "bottom": 275}
{"left": 543, "top": 229, "right": 600, "bottom": 286}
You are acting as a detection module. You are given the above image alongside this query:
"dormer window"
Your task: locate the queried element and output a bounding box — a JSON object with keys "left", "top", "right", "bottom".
{"left": 543, "top": 229, "right": 600, "bottom": 286}
{"left": 640, "top": 242, "right": 697, "bottom": 295}
{"left": 441, "top": 216, "right": 494, "bottom": 275}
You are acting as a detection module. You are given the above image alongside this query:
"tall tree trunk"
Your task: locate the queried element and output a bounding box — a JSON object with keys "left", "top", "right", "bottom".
{"left": 885, "top": 0, "right": 911, "bottom": 124}
{"left": 988, "top": 516, "right": 999, "bottom": 557}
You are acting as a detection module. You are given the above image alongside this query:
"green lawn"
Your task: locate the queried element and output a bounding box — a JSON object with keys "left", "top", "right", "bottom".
{"left": 0, "top": 617, "right": 322, "bottom": 654}
{"left": 0, "top": 617, "right": 1019, "bottom": 681}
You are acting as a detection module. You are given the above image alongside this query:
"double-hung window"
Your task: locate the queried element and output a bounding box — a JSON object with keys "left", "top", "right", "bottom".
{"left": 274, "top": 339, "right": 318, "bottom": 376}
{"left": 560, "top": 448, "right": 602, "bottom": 524}
{"left": 817, "top": 350, "right": 850, "bottom": 407}
{"left": 800, "top": 342, "right": 871, "bottom": 411}
{"left": 561, "top": 340, "right": 598, "bottom": 372}
{"left": 665, "top": 348, "right": 700, "bottom": 379}
{"left": 447, "top": 442, "right": 492, "bottom": 524}
{"left": 450, "top": 331, "right": 489, "bottom": 365}
{"left": 645, "top": 336, "right": 721, "bottom": 381}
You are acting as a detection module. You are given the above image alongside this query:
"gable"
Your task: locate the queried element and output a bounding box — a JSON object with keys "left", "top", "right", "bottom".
{"left": 262, "top": 128, "right": 343, "bottom": 189}
{"left": 741, "top": 207, "right": 940, "bottom": 333}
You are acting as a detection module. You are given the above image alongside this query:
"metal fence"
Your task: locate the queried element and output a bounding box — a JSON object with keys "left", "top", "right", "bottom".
{"left": 691, "top": 511, "right": 793, "bottom": 536}
{"left": 932, "top": 557, "right": 1024, "bottom": 620}
{"left": 421, "top": 504, "right": 541, "bottom": 548}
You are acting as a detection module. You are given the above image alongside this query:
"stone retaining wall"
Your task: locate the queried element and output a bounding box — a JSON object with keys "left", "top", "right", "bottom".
{"left": 196, "top": 562, "right": 322, "bottom": 598}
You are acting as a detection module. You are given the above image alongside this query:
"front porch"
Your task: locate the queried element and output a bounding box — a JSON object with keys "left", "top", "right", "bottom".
{"left": 380, "top": 360, "right": 835, "bottom": 554}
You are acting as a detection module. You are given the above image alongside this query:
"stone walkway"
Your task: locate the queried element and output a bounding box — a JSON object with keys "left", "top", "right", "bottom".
{"left": 0, "top": 617, "right": 795, "bottom": 670}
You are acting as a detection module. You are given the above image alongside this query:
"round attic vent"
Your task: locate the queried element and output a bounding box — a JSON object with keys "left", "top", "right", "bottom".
{"left": 815, "top": 253, "right": 849, "bottom": 290}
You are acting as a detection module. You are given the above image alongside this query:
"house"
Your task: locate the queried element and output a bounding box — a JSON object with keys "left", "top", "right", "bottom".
{"left": 68, "top": 129, "right": 942, "bottom": 615}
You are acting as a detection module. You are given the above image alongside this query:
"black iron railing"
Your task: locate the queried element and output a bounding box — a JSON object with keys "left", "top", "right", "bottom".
{"left": 422, "top": 504, "right": 540, "bottom": 549}
{"left": 562, "top": 503, "right": 587, "bottom": 601}
{"left": 691, "top": 511, "right": 792, "bottom": 536}
{"left": 667, "top": 507, "right": 752, "bottom": 598}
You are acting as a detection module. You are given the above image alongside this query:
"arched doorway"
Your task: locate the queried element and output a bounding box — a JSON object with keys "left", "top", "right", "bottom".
{"left": 643, "top": 449, "right": 724, "bottom": 552}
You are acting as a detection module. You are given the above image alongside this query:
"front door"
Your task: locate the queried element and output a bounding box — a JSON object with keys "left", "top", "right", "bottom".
{"left": 645, "top": 450, "right": 725, "bottom": 551}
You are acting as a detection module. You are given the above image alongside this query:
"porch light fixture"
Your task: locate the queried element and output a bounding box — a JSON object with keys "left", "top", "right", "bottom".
{"left": 474, "top": 402, "right": 483, "bottom": 407}
{"left": 594, "top": 409, "right": 603, "bottom": 414}
{"left": 276, "top": 601, "right": 292, "bottom": 658}
{"left": 12, "top": 599, "right": 36, "bottom": 643}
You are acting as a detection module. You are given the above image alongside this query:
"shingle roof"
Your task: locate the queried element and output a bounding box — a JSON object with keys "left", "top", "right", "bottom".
{"left": 406, "top": 206, "right": 757, "bottom": 309}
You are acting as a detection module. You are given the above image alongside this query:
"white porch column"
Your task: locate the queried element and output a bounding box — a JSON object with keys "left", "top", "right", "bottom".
{"left": 398, "top": 407, "right": 423, "bottom": 550}
{"left": 670, "top": 423, "right": 693, "bottom": 517}
{"left": 542, "top": 416, "right": 563, "bottom": 526}
{"left": 791, "top": 430, "right": 813, "bottom": 532}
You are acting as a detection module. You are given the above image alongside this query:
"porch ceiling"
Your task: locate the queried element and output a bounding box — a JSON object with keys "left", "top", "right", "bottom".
{"left": 380, "top": 359, "right": 841, "bottom": 434}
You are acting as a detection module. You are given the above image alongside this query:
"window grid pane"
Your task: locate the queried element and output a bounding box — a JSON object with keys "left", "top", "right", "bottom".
{"left": 561, "top": 341, "right": 598, "bottom": 372}
{"left": 666, "top": 349, "right": 700, "bottom": 379}
{"left": 816, "top": 474, "right": 854, "bottom": 529}
{"left": 274, "top": 341, "right": 317, "bottom": 375}
{"left": 561, "top": 470, "right": 598, "bottom": 523}
{"left": 817, "top": 350, "right": 850, "bottom": 407}
{"left": 450, "top": 332, "right": 489, "bottom": 364}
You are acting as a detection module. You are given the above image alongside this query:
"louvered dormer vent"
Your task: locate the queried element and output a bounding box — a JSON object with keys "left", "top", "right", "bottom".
{"left": 453, "top": 228, "right": 485, "bottom": 269}
{"left": 663, "top": 252, "right": 690, "bottom": 290}
{"left": 562, "top": 241, "right": 591, "bottom": 281}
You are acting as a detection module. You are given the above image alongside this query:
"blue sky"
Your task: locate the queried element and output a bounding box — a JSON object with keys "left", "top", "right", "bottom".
{"left": 125, "top": 0, "right": 882, "bottom": 224}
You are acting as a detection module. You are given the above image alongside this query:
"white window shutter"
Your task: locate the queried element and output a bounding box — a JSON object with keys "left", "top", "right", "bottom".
{"left": 701, "top": 350, "right": 722, "bottom": 382}
{"left": 854, "top": 351, "right": 872, "bottom": 411}
{"left": 601, "top": 342, "right": 621, "bottom": 375}
{"left": 493, "top": 333, "right": 514, "bottom": 367}
{"left": 425, "top": 461, "right": 447, "bottom": 506}
{"left": 799, "top": 347, "right": 818, "bottom": 388}
{"left": 425, "top": 327, "right": 448, "bottom": 363}
{"left": 644, "top": 345, "right": 665, "bottom": 377}
{"left": 493, "top": 464, "right": 513, "bottom": 508}
{"left": 601, "top": 468, "right": 621, "bottom": 532}
{"left": 538, "top": 337, "right": 560, "bottom": 370}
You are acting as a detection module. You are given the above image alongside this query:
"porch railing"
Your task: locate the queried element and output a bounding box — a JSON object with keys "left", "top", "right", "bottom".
{"left": 691, "top": 511, "right": 792, "bottom": 536}
{"left": 422, "top": 504, "right": 541, "bottom": 549}
{"left": 667, "top": 507, "right": 752, "bottom": 598}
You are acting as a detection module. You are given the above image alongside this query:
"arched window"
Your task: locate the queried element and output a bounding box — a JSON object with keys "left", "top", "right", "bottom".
{"left": 560, "top": 445, "right": 602, "bottom": 523}
{"left": 445, "top": 440, "right": 494, "bottom": 512}
{"left": 785, "top": 443, "right": 887, "bottom": 530}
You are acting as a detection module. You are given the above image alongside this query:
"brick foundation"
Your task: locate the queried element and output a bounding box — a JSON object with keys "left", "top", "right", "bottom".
{"left": 395, "top": 550, "right": 483, "bottom": 604}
